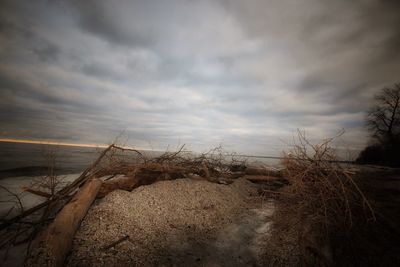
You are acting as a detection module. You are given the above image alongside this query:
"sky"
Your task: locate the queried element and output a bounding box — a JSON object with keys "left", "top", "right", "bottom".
{"left": 0, "top": 0, "right": 399, "bottom": 156}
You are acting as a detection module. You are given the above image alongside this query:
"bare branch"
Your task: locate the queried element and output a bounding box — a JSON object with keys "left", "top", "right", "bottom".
{"left": 366, "top": 83, "right": 400, "bottom": 141}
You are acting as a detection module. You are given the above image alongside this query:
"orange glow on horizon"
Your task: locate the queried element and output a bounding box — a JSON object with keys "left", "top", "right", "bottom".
{"left": 0, "top": 138, "right": 110, "bottom": 148}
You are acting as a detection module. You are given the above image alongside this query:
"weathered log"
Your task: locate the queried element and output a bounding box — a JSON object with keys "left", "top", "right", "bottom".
{"left": 25, "top": 178, "right": 102, "bottom": 267}
{"left": 97, "top": 167, "right": 186, "bottom": 198}
{"left": 97, "top": 175, "right": 139, "bottom": 198}
{"left": 97, "top": 169, "right": 165, "bottom": 198}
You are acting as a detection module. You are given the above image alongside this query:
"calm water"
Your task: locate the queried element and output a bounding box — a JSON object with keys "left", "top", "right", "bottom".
{"left": 0, "top": 142, "right": 101, "bottom": 175}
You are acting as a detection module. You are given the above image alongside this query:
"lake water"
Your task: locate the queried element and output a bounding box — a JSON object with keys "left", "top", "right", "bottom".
{"left": 0, "top": 142, "right": 100, "bottom": 176}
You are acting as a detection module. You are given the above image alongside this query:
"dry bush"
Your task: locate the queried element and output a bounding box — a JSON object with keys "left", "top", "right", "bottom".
{"left": 95, "top": 144, "right": 247, "bottom": 186}
{"left": 263, "top": 130, "right": 375, "bottom": 266}
{"left": 283, "top": 131, "right": 374, "bottom": 227}
{"left": 26, "top": 148, "right": 66, "bottom": 198}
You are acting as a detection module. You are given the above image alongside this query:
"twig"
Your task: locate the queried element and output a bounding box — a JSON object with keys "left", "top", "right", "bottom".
{"left": 22, "top": 187, "right": 52, "bottom": 198}
{"left": 0, "top": 185, "right": 24, "bottom": 215}
{"left": 111, "top": 145, "right": 143, "bottom": 157}
{"left": 101, "top": 235, "right": 130, "bottom": 250}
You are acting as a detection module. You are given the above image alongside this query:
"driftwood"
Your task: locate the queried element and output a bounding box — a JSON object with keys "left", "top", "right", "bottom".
{"left": 96, "top": 159, "right": 247, "bottom": 198}
{"left": 97, "top": 166, "right": 185, "bottom": 198}
{"left": 101, "top": 235, "right": 130, "bottom": 250}
{"left": 25, "top": 178, "right": 102, "bottom": 267}
{"left": 97, "top": 175, "right": 139, "bottom": 197}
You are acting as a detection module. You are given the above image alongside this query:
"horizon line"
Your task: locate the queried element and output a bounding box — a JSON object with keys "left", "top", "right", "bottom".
{"left": 0, "top": 138, "right": 153, "bottom": 151}
{"left": 0, "top": 138, "right": 281, "bottom": 159}
{"left": 0, "top": 138, "right": 291, "bottom": 159}
{"left": 0, "top": 138, "right": 110, "bottom": 148}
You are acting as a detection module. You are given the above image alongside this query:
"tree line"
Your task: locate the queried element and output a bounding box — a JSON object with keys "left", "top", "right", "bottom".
{"left": 357, "top": 83, "right": 400, "bottom": 167}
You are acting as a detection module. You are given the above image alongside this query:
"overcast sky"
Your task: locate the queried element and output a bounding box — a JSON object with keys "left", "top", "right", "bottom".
{"left": 0, "top": 0, "right": 399, "bottom": 155}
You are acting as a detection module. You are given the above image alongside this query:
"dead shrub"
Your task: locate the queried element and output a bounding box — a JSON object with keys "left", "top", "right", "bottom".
{"left": 25, "top": 148, "right": 66, "bottom": 199}
{"left": 264, "top": 130, "right": 375, "bottom": 266}
{"left": 95, "top": 144, "right": 247, "bottom": 184}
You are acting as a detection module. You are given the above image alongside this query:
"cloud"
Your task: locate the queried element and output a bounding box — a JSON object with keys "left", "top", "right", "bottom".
{"left": 0, "top": 0, "right": 399, "bottom": 155}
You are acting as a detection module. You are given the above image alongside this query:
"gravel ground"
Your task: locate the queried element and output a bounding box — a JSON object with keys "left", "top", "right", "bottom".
{"left": 66, "top": 177, "right": 274, "bottom": 267}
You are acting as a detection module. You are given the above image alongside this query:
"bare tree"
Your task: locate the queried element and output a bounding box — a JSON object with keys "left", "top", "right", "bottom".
{"left": 367, "top": 83, "right": 400, "bottom": 142}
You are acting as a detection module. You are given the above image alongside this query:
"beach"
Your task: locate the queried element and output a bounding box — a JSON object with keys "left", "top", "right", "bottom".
{"left": 1, "top": 143, "right": 399, "bottom": 267}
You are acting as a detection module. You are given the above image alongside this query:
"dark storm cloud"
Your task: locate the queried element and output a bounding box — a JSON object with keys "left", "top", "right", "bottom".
{"left": 70, "top": 1, "right": 158, "bottom": 48}
{"left": 0, "top": 0, "right": 399, "bottom": 155}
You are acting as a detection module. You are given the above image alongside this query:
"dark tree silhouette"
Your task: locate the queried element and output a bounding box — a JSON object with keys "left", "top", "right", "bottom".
{"left": 367, "top": 83, "right": 400, "bottom": 142}
{"left": 357, "top": 83, "right": 400, "bottom": 166}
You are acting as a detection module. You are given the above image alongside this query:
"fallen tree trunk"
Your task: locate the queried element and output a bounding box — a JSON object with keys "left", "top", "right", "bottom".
{"left": 97, "top": 175, "right": 140, "bottom": 198}
{"left": 97, "top": 168, "right": 182, "bottom": 198}
{"left": 25, "top": 178, "right": 102, "bottom": 267}
{"left": 96, "top": 165, "right": 236, "bottom": 198}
